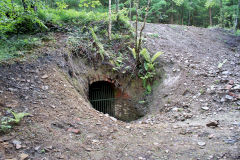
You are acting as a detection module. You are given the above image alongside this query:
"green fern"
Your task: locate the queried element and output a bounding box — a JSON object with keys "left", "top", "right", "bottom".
{"left": 10, "top": 110, "right": 29, "bottom": 124}
{"left": 130, "top": 47, "right": 136, "bottom": 59}
{"left": 151, "top": 51, "right": 163, "bottom": 62}
{"left": 140, "top": 48, "right": 151, "bottom": 62}
{"left": 90, "top": 27, "right": 105, "bottom": 60}
{"left": 139, "top": 48, "right": 163, "bottom": 94}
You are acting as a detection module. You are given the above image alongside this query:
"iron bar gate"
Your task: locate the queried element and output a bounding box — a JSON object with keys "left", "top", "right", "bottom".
{"left": 89, "top": 81, "right": 115, "bottom": 117}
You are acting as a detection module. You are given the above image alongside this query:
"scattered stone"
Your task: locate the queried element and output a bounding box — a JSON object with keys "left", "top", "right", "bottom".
{"left": 220, "top": 97, "right": 225, "bottom": 103}
{"left": 197, "top": 141, "right": 206, "bottom": 146}
{"left": 225, "top": 95, "right": 233, "bottom": 100}
{"left": 41, "top": 74, "right": 49, "bottom": 79}
{"left": 229, "top": 80, "right": 234, "bottom": 85}
{"left": 67, "top": 128, "right": 81, "bottom": 134}
{"left": 19, "top": 153, "right": 28, "bottom": 160}
{"left": 236, "top": 101, "right": 240, "bottom": 106}
{"left": 110, "top": 117, "right": 117, "bottom": 122}
{"left": 172, "top": 107, "right": 180, "bottom": 112}
{"left": 126, "top": 126, "right": 131, "bottom": 129}
{"left": 179, "top": 128, "right": 192, "bottom": 135}
{"left": 12, "top": 140, "right": 22, "bottom": 149}
{"left": 208, "top": 134, "right": 214, "bottom": 139}
{"left": 153, "top": 142, "right": 159, "bottom": 146}
{"left": 85, "top": 148, "right": 92, "bottom": 152}
{"left": 233, "top": 85, "right": 240, "bottom": 90}
{"left": 224, "top": 138, "right": 237, "bottom": 144}
{"left": 8, "top": 88, "right": 18, "bottom": 92}
{"left": 34, "top": 146, "right": 41, "bottom": 151}
{"left": 201, "top": 106, "right": 209, "bottom": 111}
{"left": 189, "top": 64, "right": 195, "bottom": 68}
{"left": 16, "top": 144, "right": 22, "bottom": 149}
{"left": 206, "top": 121, "right": 219, "bottom": 128}
{"left": 222, "top": 71, "right": 230, "bottom": 75}
{"left": 225, "top": 85, "right": 232, "bottom": 90}
{"left": 42, "top": 86, "right": 49, "bottom": 90}
{"left": 44, "top": 145, "right": 53, "bottom": 152}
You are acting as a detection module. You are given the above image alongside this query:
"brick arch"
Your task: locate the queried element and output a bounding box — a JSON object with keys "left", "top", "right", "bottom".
{"left": 88, "top": 75, "right": 121, "bottom": 88}
{"left": 88, "top": 75, "right": 130, "bottom": 99}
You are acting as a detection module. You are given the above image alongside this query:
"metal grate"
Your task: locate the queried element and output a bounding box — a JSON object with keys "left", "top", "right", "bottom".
{"left": 89, "top": 81, "right": 115, "bottom": 116}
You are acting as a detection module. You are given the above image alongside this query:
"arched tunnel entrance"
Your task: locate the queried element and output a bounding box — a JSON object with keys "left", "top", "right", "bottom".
{"left": 89, "top": 80, "right": 145, "bottom": 122}
{"left": 89, "top": 81, "right": 115, "bottom": 117}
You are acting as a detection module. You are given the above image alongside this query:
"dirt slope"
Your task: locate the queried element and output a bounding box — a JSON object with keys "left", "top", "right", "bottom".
{"left": 0, "top": 24, "right": 239, "bottom": 160}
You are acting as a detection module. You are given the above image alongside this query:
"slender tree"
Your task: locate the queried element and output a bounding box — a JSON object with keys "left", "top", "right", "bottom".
{"left": 234, "top": 0, "right": 240, "bottom": 31}
{"left": 220, "top": 0, "right": 224, "bottom": 27}
{"left": 109, "top": 0, "right": 112, "bottom": 40}
{"left": 129, "top": 0, "right": 132, "bottom": 20}
{"left": 116, "top": 0, "right": 119, "bottom": 13}
{"left": 134, "top": 0, "right": 151, "bottom": 65}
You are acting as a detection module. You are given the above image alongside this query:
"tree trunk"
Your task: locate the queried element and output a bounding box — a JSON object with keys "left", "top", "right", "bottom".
{"left": 170, "top": 1, "right": 174, "bottom": 24}
{"left": 109, "top": 0, "right": 112, "bottom": 40}
{"left": 220, "top": 0, "right": 224, "bottom": 28}
{"left": 181, "top": 6, "right": 184, "bottom": 25}
{"left": 135, "top": 0, "right": 139, "bottom": 63}
{"left": 209, "top": 7, "right": 212, "bottom": 26}
{"left": 234, "top": 0, "right": 240, "bottom": 31}
{"left": 188, "top": 10, "right": 191, "bottom": 26}
{"left": 135, "top": 0, "right": 150, "bottom": 66}
{"left": 129, "top": 0, "right": 132, "bottom": 20}
{"left": 116, "top": 0, "right": 119, "bottom": 13}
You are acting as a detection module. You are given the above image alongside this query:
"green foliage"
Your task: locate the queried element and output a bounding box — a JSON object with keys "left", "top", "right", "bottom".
{"left": 56, "top": 2, "right": 69, "bottom": 10}
{"left": 10, "top": 110, "right": 29, "bottom": 124}
{"left": 90, "top": 27, "right": 105, "bottom": 60}
{"left": 205, "top": 0, "right": 218, "bottom": 8}
{"left": 130, "top": 47, "right": 137, "bottom": 59}
{"left": 0, "top": 35, "right": 42, "bottom": 62}
{"left": 116, "top": 0, "right": 240, "bottom": 28}
{"left": 79, "top": 0, "right": 102, "bottom": 8}
{"left": 138, "top": 48, "right": 163, "bottom": 94}
{"left": 38, "top": 8, "right": 108, "bottom": 25}
{"left": 0, "top": 110, "right": 29, "bottom": 133}
{"left": 0, "top": 0, "right": 47, "bottom": 38}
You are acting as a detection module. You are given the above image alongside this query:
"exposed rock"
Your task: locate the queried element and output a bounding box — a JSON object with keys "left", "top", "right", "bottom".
{"left": 197, "top": 141, "right": 206, "bottom": 146}
{"left": 12, "top": 140, "right": 22, "bottom": 149}
{"left": 19, "top": 153, "right": 28, "bottom": 160}
{"left": 67, "top": 128, "right": 81, "bottom": 134}
{"left": 201, "top": 106, "right": 209, "bottom": 111}
{"left": 206, "top": 121, "right": 219, "bottom": 128}
{"left": 225, "top": 95, "right": 233, "bottom": 100}
{"left": 233, "top": 85, "right": 240, "bottom": 90}
{"left": 222, "top": 71, "right": 230, "bottom": 75}
{"left": 41, "top": 74, "right": 49, "bottom": 79}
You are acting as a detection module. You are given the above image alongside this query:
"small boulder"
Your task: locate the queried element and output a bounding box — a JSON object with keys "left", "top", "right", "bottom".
{"left": 206, "top": 121, "right": 219, "bottom": 128}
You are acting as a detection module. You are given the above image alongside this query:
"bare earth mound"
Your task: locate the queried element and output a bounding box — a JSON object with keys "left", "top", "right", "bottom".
{"left": 0, "top": 24, "right": 239, "bottom": 160}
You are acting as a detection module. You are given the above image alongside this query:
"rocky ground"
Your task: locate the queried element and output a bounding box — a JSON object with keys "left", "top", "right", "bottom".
{"left": 0, "top": 24, "right": 239, "bottom": 160}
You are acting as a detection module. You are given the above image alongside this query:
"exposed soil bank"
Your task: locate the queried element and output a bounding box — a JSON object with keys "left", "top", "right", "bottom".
{"left": 0, "top": 24, "right": 239, "bottom": 160}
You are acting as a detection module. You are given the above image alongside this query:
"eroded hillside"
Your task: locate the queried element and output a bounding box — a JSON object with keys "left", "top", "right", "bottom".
{"left": 0, "top": 24, "right": 239, "bottom": 160}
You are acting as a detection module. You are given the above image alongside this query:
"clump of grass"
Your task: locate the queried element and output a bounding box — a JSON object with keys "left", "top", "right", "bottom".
{"left": 37, "top": 8, "right": 108, "bottom": 25}
{"left": 0, "top": 35, "right": 42, "bottom": 62}
{"left": 0, "top": 110, "right": 29, "bottom": 133}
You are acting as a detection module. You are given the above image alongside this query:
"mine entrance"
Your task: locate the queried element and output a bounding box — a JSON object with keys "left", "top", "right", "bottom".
{"left": 89, "top": 81, "right": 115, "bottom": 116}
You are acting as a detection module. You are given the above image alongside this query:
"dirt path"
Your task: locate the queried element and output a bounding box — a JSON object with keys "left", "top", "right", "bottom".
{"left": 0, "top": 24, "right": 239, "bottom": 160}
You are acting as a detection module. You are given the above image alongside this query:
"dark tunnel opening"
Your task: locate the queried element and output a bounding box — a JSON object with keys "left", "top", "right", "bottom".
{"left": 89, "top": 81, "right": 115, "bottom": 117}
